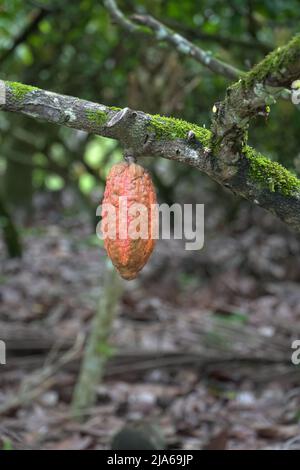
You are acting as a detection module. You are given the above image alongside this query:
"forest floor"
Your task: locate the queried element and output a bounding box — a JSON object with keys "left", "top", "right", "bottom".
{"left": 0, "top": 191, "right": 300, "bottom": 450}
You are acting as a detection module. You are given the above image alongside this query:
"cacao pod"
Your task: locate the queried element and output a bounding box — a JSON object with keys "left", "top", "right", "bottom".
{"left": 101, "top": 161, "right": 157, "bottom": 280}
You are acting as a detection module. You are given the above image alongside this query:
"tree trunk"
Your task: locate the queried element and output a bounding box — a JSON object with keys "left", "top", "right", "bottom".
{"left": 71, "top": 260, "right": 123, "bottom": 417}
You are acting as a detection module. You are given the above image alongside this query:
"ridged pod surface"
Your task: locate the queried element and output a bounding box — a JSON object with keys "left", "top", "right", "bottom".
{"left": 101, "top": 162, "right": 157, "bottom": 280}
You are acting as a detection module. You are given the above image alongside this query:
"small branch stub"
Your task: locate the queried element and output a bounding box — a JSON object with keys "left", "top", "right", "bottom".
{"left": 106, "top": 107, "right": 132, "bottom": 128}
{"left": 124, "top": 151, "right": 137, "bottom": 164}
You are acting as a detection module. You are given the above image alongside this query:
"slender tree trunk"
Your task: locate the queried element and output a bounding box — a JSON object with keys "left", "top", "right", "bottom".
{"left": 71, "top": 260, "right": 123, "bottom": 417}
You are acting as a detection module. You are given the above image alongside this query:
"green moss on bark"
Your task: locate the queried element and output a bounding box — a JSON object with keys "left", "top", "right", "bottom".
{"left": 109, "top": 106, "right": 122, "bottom": 111}
{"left": 148, "top": 114, "right": 212, "bottom": 147}
{"left": 244, "top": 145, "right": 300, "bottom": 196}
{"left": 8, "top": 82, "right": 38, "bottom": 100}
{"left": 242, "top": 33, "right": 300, "bottom": 88}
{"left": 86, "top": 109, "right": 108, "bottom": 126}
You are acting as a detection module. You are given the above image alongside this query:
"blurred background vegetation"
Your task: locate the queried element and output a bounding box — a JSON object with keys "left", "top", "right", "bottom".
{"left": 1, "top": 0, "right": 300, "bottom": 451}
{"left": 1, "top": 0, "right": 300, "bottom": 257}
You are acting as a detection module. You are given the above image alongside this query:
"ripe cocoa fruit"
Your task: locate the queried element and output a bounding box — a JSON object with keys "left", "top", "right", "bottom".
{"left": 101, "top": 161, "right": 157, "bottom": 280}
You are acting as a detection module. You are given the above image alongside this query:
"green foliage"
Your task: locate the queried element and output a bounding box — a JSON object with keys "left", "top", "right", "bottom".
{"left": 45, "top": 174, "right": 65, "bottom": 191}
{"left": 79, "top": 173, "right": 97, "bottom": 194}
{"left": 2, "top": 438, "right": 13, "bottom": 450}
{"left": 84, "top": 137, "right": 121, "bottom": 169}
{"left": 50, "top": 143, "right": 68, "bottom": 166}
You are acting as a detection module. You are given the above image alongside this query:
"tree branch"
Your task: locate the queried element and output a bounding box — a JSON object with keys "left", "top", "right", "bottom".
{"left": 162, "top": 18, "right": 271, "bottom": 54}
{"left": 1, "top": 78, "right": 300, "bottom": 232}
{"left": 103, "top": 0, "right": 243, "bottom": 80}
{"left": 211, "top": 33, "right": 300, "bottom": 173}
{"left": 0, "top": 80, "right": 212, "bottom": 170}
{"left": 133, "top": 14, "right": 243, "bottom": 80}
{"left": 103, "top": 0, "right": 140, "bottom": 34}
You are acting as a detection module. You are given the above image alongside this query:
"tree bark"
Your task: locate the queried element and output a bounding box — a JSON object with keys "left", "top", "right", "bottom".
{"left": 71, "top": 261, "right": 122, "bottom": 416}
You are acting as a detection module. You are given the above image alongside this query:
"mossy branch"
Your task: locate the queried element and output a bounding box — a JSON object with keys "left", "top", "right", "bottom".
{"left": 208, "top": 32, "right": 300, "bottom": 231}
{"left": 212, "top": 32, "right": 300, "bottom": 147}
{"left": 243, "top": 33, "right": 300, "bottom": 88}
{"left": 1, "top": 78, "right": 300, "bottom": 230}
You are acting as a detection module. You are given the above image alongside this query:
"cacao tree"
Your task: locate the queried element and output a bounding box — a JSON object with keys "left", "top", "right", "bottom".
{"left": 1, "top": 0, "right": 300, "bottom": 414}
{"left": 1, "top": 1, "right": 300, "bottom": 231}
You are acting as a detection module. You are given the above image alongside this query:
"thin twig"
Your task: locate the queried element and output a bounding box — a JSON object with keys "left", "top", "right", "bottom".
{"left": 103, "top": 0, "right": 243, "bottom": 80}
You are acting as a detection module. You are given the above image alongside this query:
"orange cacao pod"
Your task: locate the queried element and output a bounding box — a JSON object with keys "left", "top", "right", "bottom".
{"left": 101, "top": 161, "right": 157, "bottom": 280}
